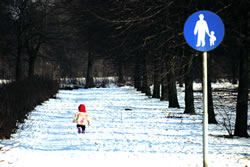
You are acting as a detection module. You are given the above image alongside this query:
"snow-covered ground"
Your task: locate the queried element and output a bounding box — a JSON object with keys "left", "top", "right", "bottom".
{"left": 0, "top": 83, "right": 249, "bottom": 167}
{"left": 0, "top": 80, "right": 11, "bottom": 86}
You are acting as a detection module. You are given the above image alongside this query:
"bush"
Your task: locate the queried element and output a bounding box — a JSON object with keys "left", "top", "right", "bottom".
{"left": 0, "top": 76, "right": 59, "bottom": 139}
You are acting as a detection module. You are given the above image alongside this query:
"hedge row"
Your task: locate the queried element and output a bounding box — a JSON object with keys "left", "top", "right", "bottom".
{"left": 0, "top": 76, "right": 59, "bottom": 139}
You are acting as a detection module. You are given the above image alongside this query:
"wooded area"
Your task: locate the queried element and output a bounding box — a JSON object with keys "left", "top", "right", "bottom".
{"left": 0, "top": 0, "right": 249, "bottom": 137}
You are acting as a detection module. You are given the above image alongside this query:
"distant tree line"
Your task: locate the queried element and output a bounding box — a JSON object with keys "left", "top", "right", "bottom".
{"left": 0, "top": 0, "right": 248, "bottom": 137}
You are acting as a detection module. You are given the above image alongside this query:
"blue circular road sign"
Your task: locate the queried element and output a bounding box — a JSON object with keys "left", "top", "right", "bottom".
{"left": 184, "top": 10, "right": 224, "bottom": 52}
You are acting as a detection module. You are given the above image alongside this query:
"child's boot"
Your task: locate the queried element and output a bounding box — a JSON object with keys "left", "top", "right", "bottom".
{"left": 78, "top": 128, "right": 81, "bottom": 134}
{"left": 82, "top": 131, "right": 85, "bottom": 134}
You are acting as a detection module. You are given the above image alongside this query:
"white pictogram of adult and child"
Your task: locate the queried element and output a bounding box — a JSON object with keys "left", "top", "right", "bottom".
{"left": 194, "top": 14, "right": 216, "bottom": 47}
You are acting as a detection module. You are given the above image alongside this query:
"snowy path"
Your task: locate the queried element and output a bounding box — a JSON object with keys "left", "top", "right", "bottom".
{"left": 0, "top": 85, "right": 249, "bottom": 167}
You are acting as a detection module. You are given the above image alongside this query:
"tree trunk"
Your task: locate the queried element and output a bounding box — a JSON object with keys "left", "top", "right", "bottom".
{"left": 184, "top": 70, "right": 195, "bottom": 114}
{"left": 134, "top": 65, "right": 139, "bottom": 90}
{"left": 248, "top": 52, "right": 250, "bottom": 88}
{"left": 234, "top": 48, "right": 249, "bottom": 137}
{"left": 85, "top": 51, "right": 95, "bottom": 88}
{"left": 184, "top": 50, "right": 195, "bottom": 114}
{"left": 134, "top": 59, "right": 142, "bottom": 91}
{"left": 26, "top": 37, "right": 41, "bottom": 78}
{"left": 28, "top": 55, "right": 37, "bottom": 77}
{"left": 234, "top": 3, "right": 249, "bottom": 137}
{"left": 27, "top": 44, "right": 40, "bottom": 77}
{"left": 16, "top": 44, "right": 23, "bottom": 81}
{"left": 152, "top": 54, "right": 160, "bottom": 98}
{"left": 117, "top": 63, "right": 125, "bottom": 85}
{"left": 141, "top": 56, "right": 151, "bottom": 96}
{"left": 161, "top": 77, "right": 168, "bottom": 101}
{"left": 178, "top": 49, "right": 184, "bottom": 88}
{"left": 231, "top": 52, "right": 238, "bottom": 84}
{"left": 167, "top": 64, "right": 180, "bottom": 108}
{"left": 161, "top": 60, "right": 168, "bottom": 101}
{"left": 178, "top": 68, "right": 184, "bottom": 88}
{"left": 207, "top": 55, "right": 218, "bottom": 124}
{"left": 207, "top": 74, "right": 217, "bottom": 124}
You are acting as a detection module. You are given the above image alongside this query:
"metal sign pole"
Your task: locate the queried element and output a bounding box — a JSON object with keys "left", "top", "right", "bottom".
{"left": 203, "top": 51, "right": 208, "bottom": 167}
{"left": 184, "top": 10, "right": 224, "bottom": 167}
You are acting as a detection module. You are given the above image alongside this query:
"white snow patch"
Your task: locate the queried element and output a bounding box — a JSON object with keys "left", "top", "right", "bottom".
{"left": 0, "top": 84, "right": 249, "bottom": 167}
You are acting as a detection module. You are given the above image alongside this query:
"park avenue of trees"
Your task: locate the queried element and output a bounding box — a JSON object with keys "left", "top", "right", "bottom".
{"left": 0, "top": 0, "right": 249, "bottom": 137}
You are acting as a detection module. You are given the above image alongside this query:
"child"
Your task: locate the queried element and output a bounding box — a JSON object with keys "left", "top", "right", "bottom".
{"left": 209, "top": 31, "right": 216, "bottom": 46}
{"left": 73, "top": 104, "right": 90, "bottom": 134}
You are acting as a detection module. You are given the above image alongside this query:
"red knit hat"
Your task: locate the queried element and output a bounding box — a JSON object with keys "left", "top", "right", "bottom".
{"left": 78, "top": 104, "right": 86, "bottom": 112}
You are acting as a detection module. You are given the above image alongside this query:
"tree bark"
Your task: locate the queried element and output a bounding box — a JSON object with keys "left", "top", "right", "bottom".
{"left": 234, "top": 1, "right": 249, "bottom": 137}
{"left": 141, "top": 55, "right": 151, "bottom": 96}
{"left": 184, "top": 49, "right": 195, "bottom": 114}
{"left": 167, "top": 62, "right": 180, "bottom": 108}
{"left": 231, "top": 52, "right": 238, "bottom": 84}
{"left": 178, "top": 68, "right": 184, "bottom": 88}
{"left": 85, "top": 51, "right": 95, "bottom": 88}
{"left": 134, "top": 58, "right": 142, "bottom": 91}
{"left": 28, "top": 55, "right": 37, "bottom": 77}
{"left": 161, "top": 77, "right": 168, "bottom": 101}
{"left": 152, "top": 54, "right": 160, "bottom": 98}
{"left": 234, "top": 48, "right": 249, "bottom": 137}
{"left": 207, "top": 55, "right": 218, "bottom": 124}
{"left": 248, "top": 52, "right": 250, "bottom": 88}
{"left": 178, "top": 50, "right": 184, "bottom": 88}
{"left": 16, "top": 42, "right": 23, "bottom": 81}
{"left": 117, "top": 63, "right": 125, "bottom": 85}
{"left": 27, "top": 40, "right": 41, "bottom": 78}
{"left": 161, "top": 60, "right": 168, "bottom": 101}
{"left": 207, "top": 74, "right": 217, "bottom": 124}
